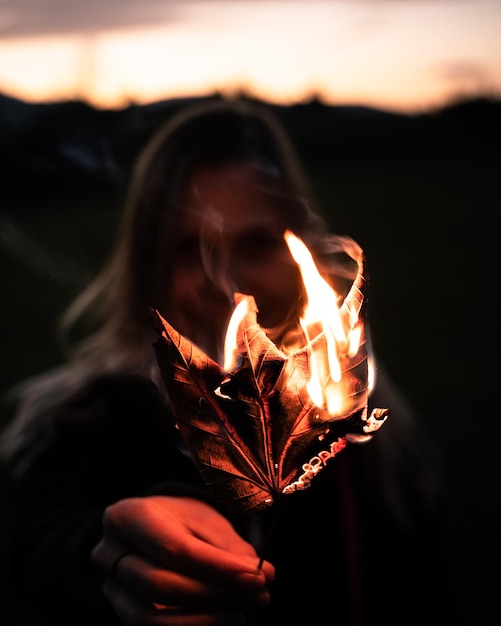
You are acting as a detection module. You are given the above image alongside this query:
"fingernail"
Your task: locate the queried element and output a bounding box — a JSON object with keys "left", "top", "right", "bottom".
{"left": 236, "top": 569, "right": 267, "bottom": 588}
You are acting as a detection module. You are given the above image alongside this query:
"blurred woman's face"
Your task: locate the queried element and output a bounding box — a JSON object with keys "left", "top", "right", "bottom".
{"left": 160, "top": 161, "right": 302, "bottom": 362}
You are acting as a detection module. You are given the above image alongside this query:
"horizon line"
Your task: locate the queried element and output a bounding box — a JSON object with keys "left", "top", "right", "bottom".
{"left": 2, "top": 87, "right": 501, "bottom": 117}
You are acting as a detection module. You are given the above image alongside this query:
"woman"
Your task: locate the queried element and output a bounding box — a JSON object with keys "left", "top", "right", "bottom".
{"left": 1, "top": 98, "right": 454, "bottom": 625}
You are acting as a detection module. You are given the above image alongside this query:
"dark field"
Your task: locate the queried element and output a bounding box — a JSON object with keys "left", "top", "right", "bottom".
{"left": 0, "top": 93, "right": 499, "bottom": 625}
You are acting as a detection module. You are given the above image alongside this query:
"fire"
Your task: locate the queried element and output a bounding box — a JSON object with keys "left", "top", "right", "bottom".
{"left": 223, "top": 297, "right": 251, "bottom": 372}
{"left": 150, "top": 227, "right": 388, "bottom": 512}
{"left": 223, "top": 229, "right": 368, "bottom": 418}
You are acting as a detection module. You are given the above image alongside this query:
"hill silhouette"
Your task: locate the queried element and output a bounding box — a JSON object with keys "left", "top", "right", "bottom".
{"left": 1, "top": 92, "right": 499, "bottom": 204}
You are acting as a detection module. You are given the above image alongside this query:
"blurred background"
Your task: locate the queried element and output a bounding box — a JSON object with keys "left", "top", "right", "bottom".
{"left": 1, "top": 1, "right": 500, "bottom": 624}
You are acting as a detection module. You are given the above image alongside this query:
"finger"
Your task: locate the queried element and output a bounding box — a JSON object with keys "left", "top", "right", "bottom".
{"left": 104, "top": 498, "right": 275, "bottom": 588}
{"left": 113, "top": 553, "right": 271, "bottom": 611}
{"left": 91, "top": 536, "right": 133, "bottom": 578}
{"left": 104, "top": 576, "right": 247, "bottom": 625}
{"left": 168, "top": 499, "right": 257, "bottom": 557}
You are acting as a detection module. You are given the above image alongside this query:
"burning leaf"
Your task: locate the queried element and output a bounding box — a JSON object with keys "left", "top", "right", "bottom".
{"left": 149, "top": 234, "right": 388, "bottom": 515}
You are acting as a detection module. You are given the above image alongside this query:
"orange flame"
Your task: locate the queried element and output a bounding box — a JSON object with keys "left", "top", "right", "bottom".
{"left": 223, "top": 297, "right": 250, "bottom": 372}
{"left": 283, "top": 231, "right": 364, "bottom": 415}
{"left": 224, "top": 230, "right": 368, "bottom": 417}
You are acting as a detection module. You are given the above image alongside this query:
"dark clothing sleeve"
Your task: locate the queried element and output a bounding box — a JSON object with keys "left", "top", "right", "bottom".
{"left": 1, "top": 372, "right": 459, "bottom": 626}
{"left": 1, "top": 375, "right": 208, "bottom": 626}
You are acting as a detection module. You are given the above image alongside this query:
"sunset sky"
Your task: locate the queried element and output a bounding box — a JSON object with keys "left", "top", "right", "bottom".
{"left": 1, "top": 0, "right": 500, "bottom": 113}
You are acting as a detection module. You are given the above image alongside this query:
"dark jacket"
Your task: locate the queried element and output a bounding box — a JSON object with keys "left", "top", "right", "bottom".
{"left": 1, "top": 372, "right": 457, "bottom": 625}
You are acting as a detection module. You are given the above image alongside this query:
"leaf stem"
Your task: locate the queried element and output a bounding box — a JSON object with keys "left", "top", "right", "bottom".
{"left": 257, "top": 497, "right": 280, "bottom": 569}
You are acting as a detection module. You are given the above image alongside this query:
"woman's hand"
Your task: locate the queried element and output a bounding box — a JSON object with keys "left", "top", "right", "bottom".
{"left": 91, "top": 496, "right": 275, "bottom": 625}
